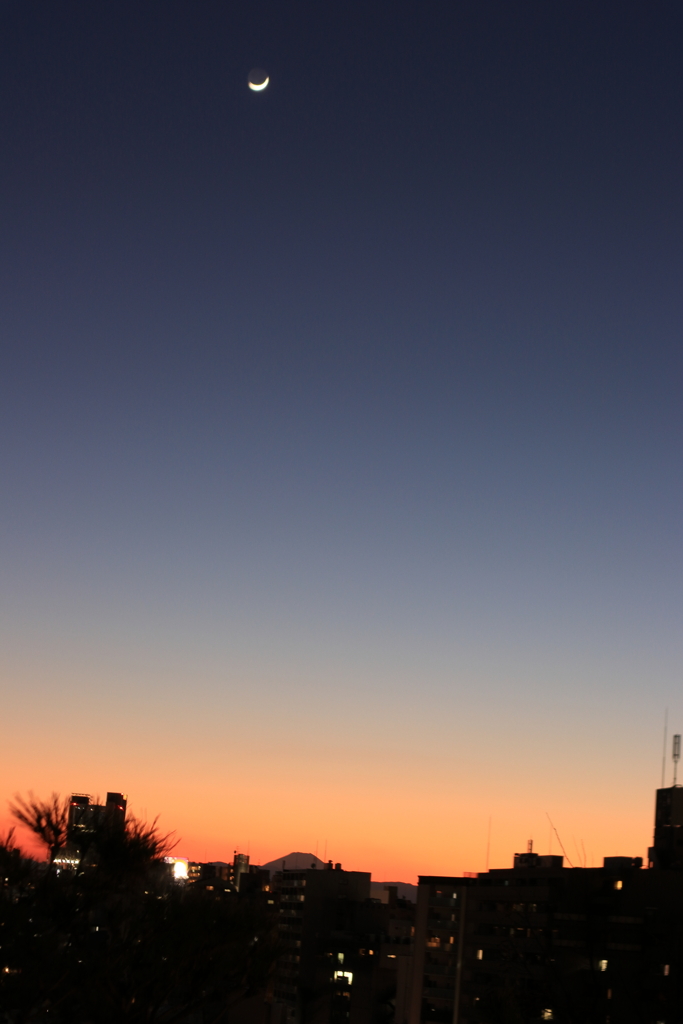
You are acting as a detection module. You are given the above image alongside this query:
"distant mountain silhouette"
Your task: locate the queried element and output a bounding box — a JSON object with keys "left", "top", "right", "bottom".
{"left": 259, "top": 852, "right": 326, "bottom": 874}
{"left": 371, "top": 881, "right": 417, "bottom": 902}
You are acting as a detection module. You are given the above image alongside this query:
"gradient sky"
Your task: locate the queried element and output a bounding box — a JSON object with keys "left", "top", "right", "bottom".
{"left": 1, "top": 0, "right": 682, "bottom": 880}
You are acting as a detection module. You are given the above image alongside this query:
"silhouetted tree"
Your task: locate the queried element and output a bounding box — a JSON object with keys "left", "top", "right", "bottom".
{"left": 0, "top": 827, "right": 33, "bottom": 892}
{"left": 1, "top": 794, "right": 281, "bottom": 1023}
{"left": 9, "top": 791, "right": 69, "bottom": 865}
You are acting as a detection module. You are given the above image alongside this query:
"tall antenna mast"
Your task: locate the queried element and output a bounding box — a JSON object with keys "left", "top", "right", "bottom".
{"left": 673, "top": 734, "right": 681, "bottom": 787}
{"left": 662, "top": 709, "right": 669, "bottom": 788}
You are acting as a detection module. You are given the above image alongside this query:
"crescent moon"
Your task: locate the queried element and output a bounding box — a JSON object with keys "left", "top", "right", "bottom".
{"left": 248, "top": 77, "right": 269, "bottom": 91}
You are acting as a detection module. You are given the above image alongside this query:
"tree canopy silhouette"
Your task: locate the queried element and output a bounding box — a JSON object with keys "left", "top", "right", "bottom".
{"left": 1, "top": 793, "right": 280, "bottom": 1023}
{"left": 9, "top": 790, "right": 69, "bottom": 864}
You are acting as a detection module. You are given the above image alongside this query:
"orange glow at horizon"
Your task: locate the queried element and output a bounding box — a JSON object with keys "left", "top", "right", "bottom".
{"left": 1, "top": 767, "right": 655, "bottom": 882}
{"left": 0, "top": 655, "right": 665, "bottom": 884}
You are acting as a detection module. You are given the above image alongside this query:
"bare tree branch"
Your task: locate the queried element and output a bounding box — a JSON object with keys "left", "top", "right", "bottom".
{"left": 9, "top": 791, "right": 69, "bottom": 864}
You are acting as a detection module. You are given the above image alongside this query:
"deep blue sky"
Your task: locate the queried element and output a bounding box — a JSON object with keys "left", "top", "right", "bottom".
{"left": 1, "top": 1, "right": 682, "bottom": 874}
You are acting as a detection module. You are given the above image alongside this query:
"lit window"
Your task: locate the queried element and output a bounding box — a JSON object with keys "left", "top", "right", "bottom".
{"left": 334, "top": 971, "right": 353, "bottom": 985}
{"left": 337, "top": 953, "right": 344, "bottom": 964}
{"left": 599, "top": 960, "right": 608, "bottom": 972}
{"left": 663, "top": 964, "right": 670, "bottom": 976}
{"left": 387, "top": 955, "right": 397, "bottom": 959}
{"left": 614, "top": 880, "right": 623, "bottom": 890}
{"left": 476, "top": 950, "right": 483, "bottom": 960}
{"left": 542, "top": 1011, "right": 553, "bottom": 1021}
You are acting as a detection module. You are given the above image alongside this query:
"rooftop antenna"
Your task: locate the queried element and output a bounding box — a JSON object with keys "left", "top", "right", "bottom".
{"left": 662, "top": 709, "right": 668, "bottom": 788}
{"left": 673, "top": 734, "right": 681, "bottom": 786}
{"left": 545, "top": 813, "right": 574, "bottom": 868}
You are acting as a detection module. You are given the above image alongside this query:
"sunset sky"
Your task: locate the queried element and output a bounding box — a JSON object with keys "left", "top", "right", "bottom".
{"left": 1, "top": 0, "right": 682, "bottom": 880}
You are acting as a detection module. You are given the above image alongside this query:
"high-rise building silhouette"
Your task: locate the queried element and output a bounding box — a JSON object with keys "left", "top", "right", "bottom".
{"left": 649, "top": 784, "right": 683, "bottom": 869}
{"left": 67, "top": 791, "right": 127, "bottom": 843}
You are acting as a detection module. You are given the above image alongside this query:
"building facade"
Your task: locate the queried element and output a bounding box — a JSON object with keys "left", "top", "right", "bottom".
{"left": 406, "top": 854, "right": 683, "bottom": 1024}
{"left": 66, "top": 791, "right": 127, "bottom": 843}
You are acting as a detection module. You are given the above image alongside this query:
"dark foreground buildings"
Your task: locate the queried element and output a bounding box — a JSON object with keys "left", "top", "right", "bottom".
{"left": 56, "top": 782, "right": 683, "bottom": 1023}
{"left": 258, "top": 781, "right": 683, "bottom": 1024}
{"left": 408, "top": 854, "right": 683, "bottom": 1024}
{"left": 266, "top": 862, "right": 414, "bottom": 1024}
